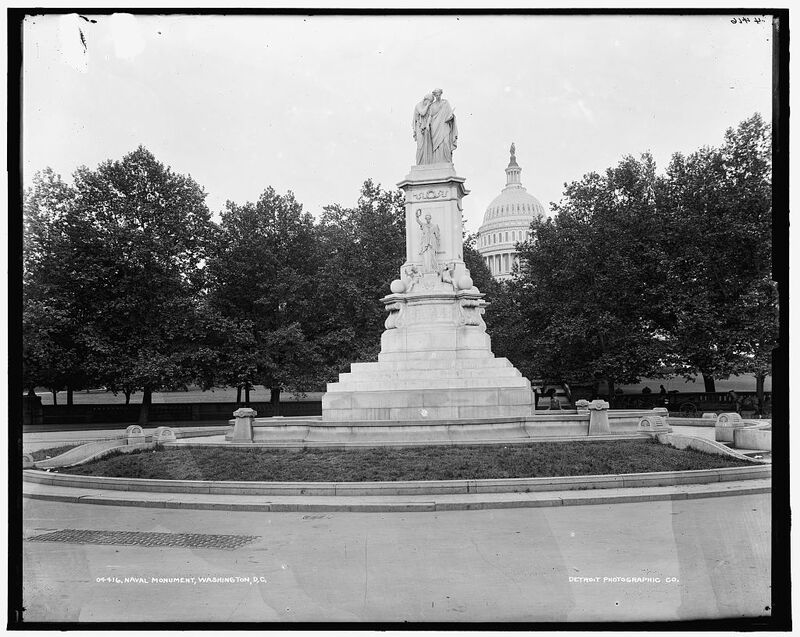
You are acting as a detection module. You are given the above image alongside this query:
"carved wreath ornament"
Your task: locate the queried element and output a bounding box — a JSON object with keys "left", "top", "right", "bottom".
{"left": 413, "top": 189, "right": 448, "bottom": 201}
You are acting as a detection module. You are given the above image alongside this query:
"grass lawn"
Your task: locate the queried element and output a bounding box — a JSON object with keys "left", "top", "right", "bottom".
{"left": 59, "top": 439, "right": 752, "bottom": 482}
{"left": 30, "top": 444, "right": 83, "bottom": 462}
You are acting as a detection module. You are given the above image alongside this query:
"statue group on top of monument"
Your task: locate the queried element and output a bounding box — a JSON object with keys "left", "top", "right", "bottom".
{"left": 412, "top": 88, "right": 458, "bottom": 165}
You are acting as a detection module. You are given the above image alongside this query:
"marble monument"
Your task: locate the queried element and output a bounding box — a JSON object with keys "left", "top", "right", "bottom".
{"left": 321, "top": 89, "right": 533, "bottom": 422}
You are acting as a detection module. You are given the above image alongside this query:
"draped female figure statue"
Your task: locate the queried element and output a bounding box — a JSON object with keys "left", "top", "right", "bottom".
{"left": 413, "top": 93, "right": 433, "bottom": 165}
{"left": 416, "top": 209, "right": 441, "bottom": 273}
{"left": 412, "top": 88, "right": 457, "bottom": 165}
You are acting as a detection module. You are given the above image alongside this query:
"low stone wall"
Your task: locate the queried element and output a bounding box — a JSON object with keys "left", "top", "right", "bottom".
{"left": 669, "top": 417, "right": 715, "bottom": 427}
{"left": 734, "top": 426, "right": 771, "bottom": 451}
{"left": 607, "top": 410, "right": 664, "bottom": 432}
{"left": 239, "top": 412, "right": 648, "bottom": 445}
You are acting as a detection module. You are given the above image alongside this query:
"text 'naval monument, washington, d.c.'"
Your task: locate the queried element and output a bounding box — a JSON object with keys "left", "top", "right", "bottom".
{"left": 321, "top": 89, "right": 534, "bottom": 422}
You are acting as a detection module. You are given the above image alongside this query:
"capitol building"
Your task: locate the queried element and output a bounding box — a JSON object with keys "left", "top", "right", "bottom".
{"left": 476, "top": 144, "right": 546, "bottom": 280}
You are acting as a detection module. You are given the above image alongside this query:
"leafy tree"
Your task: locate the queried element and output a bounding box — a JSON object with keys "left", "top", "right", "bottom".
{"left": 662, "top": 113, "right": 774, "bottom": 392}
{"left": 23, "top": 169, "right": 89, "bottom": 404}
{"left": 463, "top": 233, "right": 498, "bottom": 296}
{"left": 206, "top": 187, "right": 322, "bottom": 413}
{"left": 62, "top": 146, "right": 216, "bottom": 423}
{"left": 499, "top": 154, "right": 674, "bottom": 400}
{"left": 315, "top": 180, "right": 406, "bottom": 370}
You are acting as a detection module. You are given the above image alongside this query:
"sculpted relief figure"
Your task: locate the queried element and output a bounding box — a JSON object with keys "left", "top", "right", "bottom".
{"left": 412, "top": 88, "right": 458, "bottom": 165}
{"left": 403, "top": 264, "right": 422, "bottom": 293}
{"left": 441, "top": 262, "right": 459, "bottom": 291}
{"left": 416, "top": 209, "right": 441, "bottom": 273}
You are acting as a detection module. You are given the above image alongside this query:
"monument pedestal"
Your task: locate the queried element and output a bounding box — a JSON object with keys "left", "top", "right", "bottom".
{"left": 322, "top": 163, "right": 533, "bottom": 422}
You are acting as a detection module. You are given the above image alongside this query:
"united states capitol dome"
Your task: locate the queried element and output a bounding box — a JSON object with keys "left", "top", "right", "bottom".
{"left": 477, "top": 144, "right": 545, "bottom": 280}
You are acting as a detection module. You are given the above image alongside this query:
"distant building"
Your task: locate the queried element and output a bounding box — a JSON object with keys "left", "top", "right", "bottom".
{"left": 476, "top": 144, "right": 546, "bottom": 280}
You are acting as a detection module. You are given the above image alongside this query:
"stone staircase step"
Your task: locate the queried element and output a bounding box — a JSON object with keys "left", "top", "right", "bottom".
{"left": 350, "top": 357, "right": 514, "bottom": 372}
{"left": 338, "top": 367, "right": 522, "bottom": 383}
{"left": 330, "top": 377, "right": 531, "bottom": 392}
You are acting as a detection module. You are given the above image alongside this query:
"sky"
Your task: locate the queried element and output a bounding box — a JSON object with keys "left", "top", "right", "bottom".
{"left": 22, "top": 12, "right": 773, "bottom": 234}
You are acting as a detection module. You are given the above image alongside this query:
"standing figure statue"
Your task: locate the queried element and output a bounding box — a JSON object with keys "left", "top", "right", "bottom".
{"left": 413, "top": 93, "right": 434, "bottom": 165}
{"left": 416, "top": 209, "right": 441, "bottom": 273}
{"left": 412, "top": 88, "right": 457, "bottom": 165}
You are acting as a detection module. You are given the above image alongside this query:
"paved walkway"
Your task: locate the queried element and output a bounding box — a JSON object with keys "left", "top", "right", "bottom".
{"left": 21, "top": 494, "right": 771, "bottom": 622}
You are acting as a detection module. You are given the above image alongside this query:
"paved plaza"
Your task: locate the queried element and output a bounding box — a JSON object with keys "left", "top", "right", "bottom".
{"left": 22, "top": 493, "right": 770, "bottom": 623}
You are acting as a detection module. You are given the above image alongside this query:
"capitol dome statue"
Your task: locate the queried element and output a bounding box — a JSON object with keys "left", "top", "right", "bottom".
{"left": 476, "top": 144, "right": 546, "bottom": 280}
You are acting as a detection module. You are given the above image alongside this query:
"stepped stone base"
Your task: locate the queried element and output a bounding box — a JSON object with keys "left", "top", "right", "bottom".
{"left": 322, "top": 288, "right": 533, "bottom": 422}
{"left": 323, "top": 354, "right": 532, "bottom": 422}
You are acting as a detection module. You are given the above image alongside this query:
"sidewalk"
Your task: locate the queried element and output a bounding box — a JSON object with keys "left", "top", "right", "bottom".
{"left": 21, "top": 492, "right": 772, "bottom": 622}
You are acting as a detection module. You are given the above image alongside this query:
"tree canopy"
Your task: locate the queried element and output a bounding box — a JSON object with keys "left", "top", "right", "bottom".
{"left": 489, "top": 114, "right": 775, "bottom": 400}
{"left": 24, "top": 147, "right": 217, "bottom": 421}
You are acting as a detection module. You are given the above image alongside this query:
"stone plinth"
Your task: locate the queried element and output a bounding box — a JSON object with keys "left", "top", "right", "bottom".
{"left": 397, "top": 163, "right": 470, "bottom": 283}
{"left": 126, "top": 425, "right": 145, "bottom": 445}
{"left": 321, "top": 162, "right": 533, "bottom": 423}
{"left": 587, "top": 400, "right": 611, "bottom": 435}
{"left": 232, "top": 408, "right": 257, "bottom": 442}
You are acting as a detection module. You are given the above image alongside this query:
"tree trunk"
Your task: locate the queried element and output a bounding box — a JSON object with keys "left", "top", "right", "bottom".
{"left": 755, "top": 373, "right": 765, "bottom": 417}
{"left": 245, "top": 384, "right": 251, "bottom": 406}
{"left": 270, "top": 387, "right": 281, "bottom": 417}
{"left": 51, "top": 389, "right": 57, "bottom": 406}
{"left": 124, "top": 388, "right": 132, "bottom": 405}
{"left": 138, "top": 386, "right": 153, "bottom": 426}
{"left": 67, "top": 386, "right": 74, "bottom": 406}
{"left": 702, "top": 374, "right": 716, "bottom": 393}
{"left": 236, "top": 385, "right": 242, "bottom": 404}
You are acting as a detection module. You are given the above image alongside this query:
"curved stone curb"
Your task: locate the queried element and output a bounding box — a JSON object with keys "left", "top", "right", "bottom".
{"left": 657, "top": 433, "right": 769, "bottom": 463}
{"left": 23, "top": 464, "right": 769, "bottom": 497}
{"left": 34, "top": 439, "right": 130, "bottom": 469}
{"left": 22, "top": 478, "right": 771, "bottom": 513}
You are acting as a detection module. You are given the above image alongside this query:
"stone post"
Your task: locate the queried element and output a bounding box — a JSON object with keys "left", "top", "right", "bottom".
{"left": 587, "top": 400, "right": 610, "bottom": 435}
{"left": 575, "top": 399, "right": 590, "bottom": 415}
{"left": 232, "top": 407, "right": 257, "bottom": 442}
{"left": 152, "top": 426, "right": 177, "bottom": 444}
{"left": 715, "top": 412, "right": 742, "bottom": 443}
{"left": 126, "top": 424, "right": 146, "bottom": 445}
